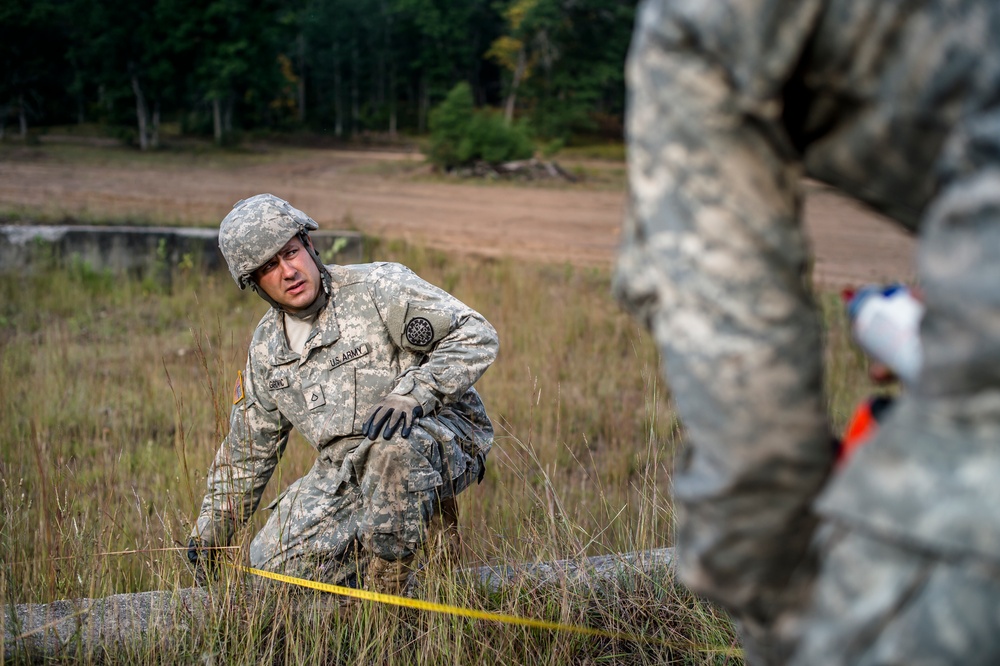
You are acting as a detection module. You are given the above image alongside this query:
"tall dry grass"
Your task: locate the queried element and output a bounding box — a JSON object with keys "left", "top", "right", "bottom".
{"left": 1, "top": 239, "right": 755, "bottom": 664}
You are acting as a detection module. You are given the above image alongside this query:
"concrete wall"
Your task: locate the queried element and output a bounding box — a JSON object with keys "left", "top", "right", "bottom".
{"left": 0, "top": 225, "right": 364, "bottom": 277}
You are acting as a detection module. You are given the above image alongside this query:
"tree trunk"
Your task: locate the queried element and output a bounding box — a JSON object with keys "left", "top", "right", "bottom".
{"left": 297, "top": 33, "right": 307, "bottom": 124}
{"left": 382, "top": 0, "right": 394, "bottom": 136}
{"left": 222, "top": 95, "right": 233, "bottom": 137}
{"left": 18, "top": 94, "right": 28, "bottom": 139}
{"left": 0, "top": 104, "right": 6, "bottom": 140}
{"left": 389, "top": 68, "right": 397, "bottom": 137}
{"left": 375, "top": 53, "right": 384, "bottom": 107}
{"left": 334, "top": 48, "right": 343, "bottom": 137}
{"left": 503, "top": 48, "right": 527, "bottom": 125}
{"left": 418, "top": 74, "right": 427, "bottom": 134}
{"left": 130, "top": 73, "right": 150, "bottom": 151}
{"left": 223, "top": 97, "right": 233, "bottom": 136}
{"left": 351, "top": 43, "right": 359, "bottom": 134}
{"left": 212, "top": 97, "right": 222, "bottom": 145}
{"left": 151, "top": 102, "right": 160, "bottom": 149}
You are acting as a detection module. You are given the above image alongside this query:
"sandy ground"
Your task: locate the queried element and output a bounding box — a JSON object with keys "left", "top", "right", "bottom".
{"left": 0, "top": 146, "right": 917, "bottom": 288}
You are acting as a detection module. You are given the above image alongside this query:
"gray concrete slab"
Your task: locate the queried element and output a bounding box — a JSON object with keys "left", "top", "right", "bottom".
{"left": 0, "top": 225, "right": 364, "bottom": 277}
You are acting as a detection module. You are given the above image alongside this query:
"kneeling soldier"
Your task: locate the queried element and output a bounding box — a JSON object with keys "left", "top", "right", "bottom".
{"left": 187, "top": 193, "right": 498, "bottom": 594}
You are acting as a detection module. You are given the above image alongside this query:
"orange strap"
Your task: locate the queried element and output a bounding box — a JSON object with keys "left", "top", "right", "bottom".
{"left": 839, "top": 400, "right": 877, "bottom": 465}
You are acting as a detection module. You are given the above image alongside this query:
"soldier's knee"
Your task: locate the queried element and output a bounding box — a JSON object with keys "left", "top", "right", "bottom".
{"left": 365, "top": 437, "right": 416, "bottom": 477}
{"left": 360, "top": 485, "right": 435, "bottom": 559}
{"left": 366, "top": 532, "right": 417, "bottom": 561}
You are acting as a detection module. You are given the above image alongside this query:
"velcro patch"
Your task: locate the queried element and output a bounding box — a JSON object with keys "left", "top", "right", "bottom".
{"left": 267, "top": 377, "right": 290, "bottom": 390}
{"left": 305, "top": 385, "right": 326, "bottom": 410}
{"left": 330, "top": 343, "right": 370, "bottom": 370}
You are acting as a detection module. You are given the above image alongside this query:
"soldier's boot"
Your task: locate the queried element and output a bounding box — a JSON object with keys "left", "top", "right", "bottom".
{"left": 367, "top": 554, "right": 416, "bottom": 596}
{"left": 425, "top": 495, "right": 462, "bottom": 564}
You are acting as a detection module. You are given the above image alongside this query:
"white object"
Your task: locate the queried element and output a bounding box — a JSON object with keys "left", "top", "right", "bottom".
{"left": 848, "top": 285, "right": 924, "bottom": 386}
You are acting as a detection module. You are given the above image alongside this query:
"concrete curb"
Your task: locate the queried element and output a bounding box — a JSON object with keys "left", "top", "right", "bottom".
{"left": 0, "top": 225, "right": 364, "bottom": 276}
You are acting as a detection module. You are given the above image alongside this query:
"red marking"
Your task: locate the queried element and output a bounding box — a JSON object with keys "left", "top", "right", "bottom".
{"left": 839, "top": 400, "right": 877, "bottom": 465}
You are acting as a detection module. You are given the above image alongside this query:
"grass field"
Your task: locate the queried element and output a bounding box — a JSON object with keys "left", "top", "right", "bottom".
{"left": 0, "top": 143, "right": 877, "bottom": 664}
{"left": 0, "top": 239, "right": 756, "bottom": 664}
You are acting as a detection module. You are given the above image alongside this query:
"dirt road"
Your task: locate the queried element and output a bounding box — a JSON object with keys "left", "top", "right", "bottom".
{"left": 0, "top": 145, "right": 916, "bottom": 287}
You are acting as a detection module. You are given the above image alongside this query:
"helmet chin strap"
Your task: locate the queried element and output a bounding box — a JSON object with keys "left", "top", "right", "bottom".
{"left": 250, "top": 232, "right": 332, "bottom": 319}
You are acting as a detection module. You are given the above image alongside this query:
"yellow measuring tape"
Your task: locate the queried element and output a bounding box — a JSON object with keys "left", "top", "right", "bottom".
{"left": 9, "top": 548, "right": 737, "bottom": 656}
{"left": 235, "top": 564, "right": 740, "bottom": 657}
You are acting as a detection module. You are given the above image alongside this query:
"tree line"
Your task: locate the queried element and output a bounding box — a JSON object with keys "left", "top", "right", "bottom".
{"left": 0, "top": 0, "right": 636, "bottom": 149}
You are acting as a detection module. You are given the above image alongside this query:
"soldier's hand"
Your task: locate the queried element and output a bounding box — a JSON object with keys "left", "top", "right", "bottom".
{"left": 187, "top": 537, "right": 218, "bottom": 585}
{"left": 362, "top": 394, "right": 423, "bottom": 440}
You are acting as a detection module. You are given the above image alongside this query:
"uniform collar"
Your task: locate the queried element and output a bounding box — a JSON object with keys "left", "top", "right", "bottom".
{"left": 300, "top": 297, "right": 341, "bottom": 361}
{"left": 266, "top": 281, "right": 342, "bottom": 366}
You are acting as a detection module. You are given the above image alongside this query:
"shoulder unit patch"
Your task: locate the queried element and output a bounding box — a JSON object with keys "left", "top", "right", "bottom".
{"left": 233, "top": 370, "right": 245, "bottom": 405}
{"left": 405, "top": 317, "right": 434, "bottom": 347}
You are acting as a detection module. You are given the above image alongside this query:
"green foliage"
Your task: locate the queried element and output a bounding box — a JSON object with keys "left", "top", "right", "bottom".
{"left": 0, "top": 0, "right": 634, "bottom": 145}
{"left": 427, "top": 82, "right": 475, "bottom": 168}
{"left": 461, "top": 112, "right": 534, "bottom": 164}
{"left": 428, "top": 82, "right": 533, "bottom": 169}
{"left": 320, "top": 237, "right": 350, "bottom": 264}
{"left": 491, "top": 0, "right": 636, "bottom": 140}
{"left": 67, "top": 255, "right": 116, "bottom": 295}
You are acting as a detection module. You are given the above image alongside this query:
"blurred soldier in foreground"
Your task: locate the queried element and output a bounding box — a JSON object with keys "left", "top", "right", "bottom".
{"left": 188, "top": 193, "right": 497, "bottom": 594}
{"left": 614, "top": 1, "right": 1000, "bottom": 663}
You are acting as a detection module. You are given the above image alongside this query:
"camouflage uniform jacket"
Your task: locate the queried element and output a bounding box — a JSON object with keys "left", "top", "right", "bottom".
{"left": 192, "top": 261, "right": 498, "bottom": 547}
{"left": 616, "top": 0, "right": 1000, "bottom": 618}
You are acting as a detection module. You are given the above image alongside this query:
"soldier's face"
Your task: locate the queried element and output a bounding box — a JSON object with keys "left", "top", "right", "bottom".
{"left": 252, "top": 236, "right": 321, "bottom": 312}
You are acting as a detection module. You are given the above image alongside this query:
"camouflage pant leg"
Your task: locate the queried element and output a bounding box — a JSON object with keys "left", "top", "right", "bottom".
{"left": 358, "top": 417, "right": 481, "bottom": 561}
{"left": 791, "top": 523, "right": 1000, "bottom": 666}
{"left": 249, "top": 457, "right": 364, "bottom": 586}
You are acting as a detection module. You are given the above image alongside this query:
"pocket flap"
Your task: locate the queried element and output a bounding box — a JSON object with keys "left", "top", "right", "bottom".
{"left": 407, "top": 466, "right": 443, "bottom": 492}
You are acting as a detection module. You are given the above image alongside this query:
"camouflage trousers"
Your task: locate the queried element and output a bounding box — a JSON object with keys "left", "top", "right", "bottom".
{"left": 247, "top": 411, "right": 483, "bottom": 585}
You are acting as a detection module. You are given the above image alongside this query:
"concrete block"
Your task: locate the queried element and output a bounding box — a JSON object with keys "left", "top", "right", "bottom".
{"left": 0, "top": 225, "right": 364, "bottom": 277}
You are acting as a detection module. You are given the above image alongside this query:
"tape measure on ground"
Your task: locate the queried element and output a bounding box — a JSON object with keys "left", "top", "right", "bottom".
{"left": 234, "top": 563, "right": 741, "bottom": 657}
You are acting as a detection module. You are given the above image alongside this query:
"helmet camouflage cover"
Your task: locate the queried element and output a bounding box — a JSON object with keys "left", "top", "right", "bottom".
{"left": 219, "top": 193, "right": 319, "bottom": 289}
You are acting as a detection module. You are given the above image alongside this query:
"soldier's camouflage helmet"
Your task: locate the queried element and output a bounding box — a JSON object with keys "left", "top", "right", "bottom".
{"left": 219, "top": 193, "right": 319, "bottom": 289}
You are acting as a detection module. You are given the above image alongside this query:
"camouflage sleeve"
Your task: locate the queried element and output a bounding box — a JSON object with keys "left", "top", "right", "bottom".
{"left": 190, "top": 351, "right": 291, "bottom": 548}
{"left": 613, "top": 0, "right": 833, "bottom": 637}
{"left": 370, "top": 263, "right": 498, "bottom": 415}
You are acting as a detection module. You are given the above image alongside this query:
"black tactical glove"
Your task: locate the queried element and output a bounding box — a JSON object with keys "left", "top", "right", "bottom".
{"left": 187, "top": 537, "right": 218, "bottom": 585}
{"left": 362, "top": 394, "right": 423, "bottom": 440}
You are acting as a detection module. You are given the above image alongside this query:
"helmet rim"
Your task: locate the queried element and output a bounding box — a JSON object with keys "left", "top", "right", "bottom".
{"left": 218, "top": 193, "right": 319, "bottom": 288}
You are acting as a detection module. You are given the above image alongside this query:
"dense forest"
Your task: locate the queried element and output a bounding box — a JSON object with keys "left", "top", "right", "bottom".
{"left": 0, "top": 0, "right": 636, "bottom": 148}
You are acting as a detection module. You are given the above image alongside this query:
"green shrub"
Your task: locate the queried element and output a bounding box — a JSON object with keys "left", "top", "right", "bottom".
{"left": 428, "top": 82, "right": 475, "bottom": 169}
{"left": 428, "top": 82, "right": 534, "bottom": 170}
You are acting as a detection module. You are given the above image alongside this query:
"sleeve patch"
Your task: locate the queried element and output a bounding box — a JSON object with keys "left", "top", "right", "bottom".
{"left": 233, "top": 370, "right": 245, "bottom": 405}
{"left": 405, "top": 317, "right": 435, "bottom": 346}
{"left": 399, "top": 306, "right": 454, "bottom": 352}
